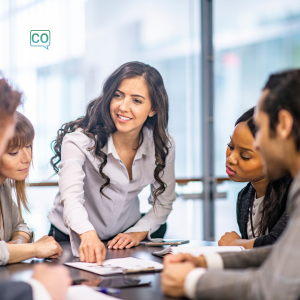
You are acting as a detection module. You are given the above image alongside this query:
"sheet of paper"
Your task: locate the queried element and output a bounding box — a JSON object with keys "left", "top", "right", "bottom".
{"left": 65, "top": 262, "right": 124, "bottom": 275}
{"left": 102, "top": 257, "right": 163, "bottom": 270}
{"left": 65, "top": 257, "right": 163, "bottom": 275}
{"left": 66, "top": 285, "right": 122, "bottom": 300}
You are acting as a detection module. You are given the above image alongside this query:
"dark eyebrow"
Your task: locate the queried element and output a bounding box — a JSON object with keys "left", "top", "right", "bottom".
{"left": 131, "top": 94, "right": 145, "bottom": 99}
{"left": 116, "top": 90, "right": 145, "bottom": 99}
{"left": 240, "top": 147, "right": 254, "bottom": 153}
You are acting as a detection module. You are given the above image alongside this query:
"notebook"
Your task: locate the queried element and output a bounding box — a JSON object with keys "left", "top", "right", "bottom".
{"left": 152, "top": 246, "right": 245, "bottom": 257}
{"left": 65, "top": 257, "right": 163, "bottom": 276}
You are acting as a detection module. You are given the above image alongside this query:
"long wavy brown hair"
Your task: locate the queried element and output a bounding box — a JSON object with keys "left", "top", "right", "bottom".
{"left": 51, "top": 61, "right": 171, "bottom": 204}
{"left": 4, "top": 112, "right": 35, "bottom": 217}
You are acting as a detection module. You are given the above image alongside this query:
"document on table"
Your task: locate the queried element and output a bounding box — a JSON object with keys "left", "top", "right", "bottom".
{"left": 65, "top": 257, "right": 163, "bottom": 275}
{"left": 152, "top": 246, "right": 245, "bottom": 257}
{"left": 66, "top": 285, "right": 121, "bottom": 300}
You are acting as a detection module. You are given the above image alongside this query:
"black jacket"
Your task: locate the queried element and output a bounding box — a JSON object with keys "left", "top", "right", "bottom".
{"left": 236, "top": 177, "right": 292, "bottom": 247}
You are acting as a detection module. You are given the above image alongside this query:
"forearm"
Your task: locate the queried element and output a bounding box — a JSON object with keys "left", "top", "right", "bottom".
{"left": 8, "top": 231, "right": 31, "bottom": 244}
{"left": 7, "top": 243, "right": 36, "bottom": 264}
{"left": 220, "top": 245, "right": 272, "bottom": 269}
{"left": 127, "top": 231, "right": 148, "bottom": 241}
{"left": 228, "top": 238, "right": 256, "bottom": 249}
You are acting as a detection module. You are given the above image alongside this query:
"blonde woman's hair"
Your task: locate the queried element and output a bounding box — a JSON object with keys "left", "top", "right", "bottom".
{"left": 6, "top": 112, "right": 34, "bottom": 216}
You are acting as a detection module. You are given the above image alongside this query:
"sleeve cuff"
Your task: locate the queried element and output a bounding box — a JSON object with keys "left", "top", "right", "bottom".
{"left": 184, "top": 268, "right": 206, "bottom": 299}
{"left": 203, "top": 253, "right": 224, "bottom": 269}
{"left": 124, "top": 218, "right": 152, "bottom": 235}
{"left": 0, "top": 241, "right": 10, "bottom": 265}
{"left": 27, "top": 279, "right": 53, "bottom": 300}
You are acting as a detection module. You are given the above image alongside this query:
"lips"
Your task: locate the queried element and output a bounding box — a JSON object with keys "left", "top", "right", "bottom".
{"left": 116, "top": 114, "right": 132, "bottom": 123}
{"left": 226, "top": 165, "right": 236, "bottom": 176}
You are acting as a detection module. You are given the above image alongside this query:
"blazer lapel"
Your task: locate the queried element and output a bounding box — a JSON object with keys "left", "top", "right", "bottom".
{"left": 242, "top": 184, "right": 256, "bottom": 239}
{"left": 0, "top": 184, "right": 12, "bottom": 242}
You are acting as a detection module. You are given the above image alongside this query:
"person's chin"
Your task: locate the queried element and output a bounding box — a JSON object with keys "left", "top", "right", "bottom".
{"left": 13, "top": 174, "right": 28, "bottom": 181}
{"left": 227, "top": 174, "right": 246, "bottom": 182}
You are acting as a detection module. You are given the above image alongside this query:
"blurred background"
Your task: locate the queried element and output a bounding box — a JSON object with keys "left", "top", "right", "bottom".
{"left": 0, "top": 0, "right": 300, "bottom": 240}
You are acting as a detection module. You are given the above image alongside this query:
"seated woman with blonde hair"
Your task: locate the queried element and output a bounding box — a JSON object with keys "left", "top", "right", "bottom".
{"left": 0, "top": 111, "right": 62, "bottom": 265}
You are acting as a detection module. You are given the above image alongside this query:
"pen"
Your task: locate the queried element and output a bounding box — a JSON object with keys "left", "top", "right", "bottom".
{"left": 92, "top": 287, "right": 121, "bottom": 294}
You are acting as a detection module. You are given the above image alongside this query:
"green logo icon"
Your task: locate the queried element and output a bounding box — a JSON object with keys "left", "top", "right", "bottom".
{"left": 30, "top": 30, "right": 51, "bottom": 50}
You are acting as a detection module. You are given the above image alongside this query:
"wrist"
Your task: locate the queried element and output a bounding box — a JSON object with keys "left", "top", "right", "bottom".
{"left": 135, "top": 231, "right": 148, "bottom": 241}
{"left": 195, "top": 255, "right": 207, "bottom": 268}
{"left": 30, "top": 242, "right": 38, "bottom": 257}
{"left": 79, "top": 230, "right": 97, "bottom": 239}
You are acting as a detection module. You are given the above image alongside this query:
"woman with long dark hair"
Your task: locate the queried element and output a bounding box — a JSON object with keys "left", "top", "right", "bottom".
{"left": 48, "top": 61, "right": 176, "bottom": 263}
{"left": 219, "top": 107, "right": 292, "bottom": 249}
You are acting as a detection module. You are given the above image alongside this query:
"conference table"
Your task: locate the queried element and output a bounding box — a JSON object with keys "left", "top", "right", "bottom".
{"left": 0, "top": 240, "right": 216, "bottom": 300}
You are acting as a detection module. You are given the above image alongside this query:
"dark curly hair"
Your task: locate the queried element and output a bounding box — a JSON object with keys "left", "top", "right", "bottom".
{"left": 50, "top": 61, "right": 171, "bottom": 204}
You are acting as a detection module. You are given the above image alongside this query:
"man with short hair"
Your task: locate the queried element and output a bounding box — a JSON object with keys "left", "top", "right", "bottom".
{"left": 161, "top": 69, "right": 300, "bottom": 300}
{"left": 0, "top": 76, "right": 71, "bottom": 300}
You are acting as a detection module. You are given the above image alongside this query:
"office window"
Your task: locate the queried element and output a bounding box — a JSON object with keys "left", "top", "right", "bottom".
{"left": 0, "top": 0, "right": 202, "bottom": 240}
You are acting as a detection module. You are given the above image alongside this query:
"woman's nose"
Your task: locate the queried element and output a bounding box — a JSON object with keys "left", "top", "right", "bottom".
{"left": 21, "top": 148, "right": 32, "bottom": 164}
{"left": 119, "top": 98, "right": 130, "bottom": 112}
{"left": 227, "top": 153, "right": 238, "bottom": 165}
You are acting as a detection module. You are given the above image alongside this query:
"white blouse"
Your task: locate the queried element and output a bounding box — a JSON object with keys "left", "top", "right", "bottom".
{"left": 48, "top": 126, "right": 176, "bottom": 256}
{"left": 247, "top": 194, "right": 266, "bottom": 239}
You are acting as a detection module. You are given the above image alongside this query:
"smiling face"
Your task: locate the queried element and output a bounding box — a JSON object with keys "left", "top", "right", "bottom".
{"left": 110, "top": 77, "right": 155, "bottom": 135}
{"left": 226, "top": 121, "right": 266, "bottom": 183}
{"left": 0, "top": 143, "right": 33, "bottom": 181}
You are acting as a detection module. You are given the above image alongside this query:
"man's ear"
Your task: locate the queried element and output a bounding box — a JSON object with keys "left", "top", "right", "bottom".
{"left": 277, "top": 109, "right": 294, "bottom": 140}
{"left": 149, "top": 110, "right": 157, "bottom": 117}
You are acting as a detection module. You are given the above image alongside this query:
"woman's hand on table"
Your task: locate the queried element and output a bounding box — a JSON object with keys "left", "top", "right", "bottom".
{"left": 218, "top": 231, "right": 242, "bottom": 246}
{"left": 218, "top": 231, "right": 256, "bottom": 249}
{"left": 78, "top": 230, "right": 106, "bottom": 265}
{"left": 107, "top": 231, "right": 148, "bottom": 250}
{"left": 33, "top": 235, "right": 63, "bottom": 258}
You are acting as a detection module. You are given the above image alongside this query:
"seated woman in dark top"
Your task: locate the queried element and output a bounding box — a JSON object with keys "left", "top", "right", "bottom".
{"left": 219, "top": 107, "right": 292, "bottom": 249}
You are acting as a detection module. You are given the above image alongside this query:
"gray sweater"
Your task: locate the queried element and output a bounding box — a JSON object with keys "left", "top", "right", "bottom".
{"left": 0, "top": 181, "right": 33, "bottom": 265}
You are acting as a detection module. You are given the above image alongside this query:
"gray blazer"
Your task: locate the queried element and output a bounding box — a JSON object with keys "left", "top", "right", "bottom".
{"left": 0, "top": 181, "right": 33, "bottom": 265}
{"left": 195, "top": 171, "right": 300, "bottom": 300}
